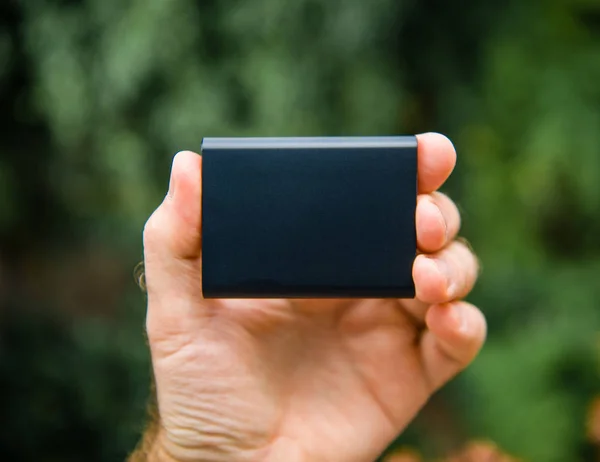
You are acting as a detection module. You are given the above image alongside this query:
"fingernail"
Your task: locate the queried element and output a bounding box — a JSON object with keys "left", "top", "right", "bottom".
{"left": 420, "top": 198, "right": 444, "bottom": 236}
{"left": 432, "top": 257, "right": 455, "bottom": 297}
{"left": 430, "top": 198, "right": 448, "bottom": 245}
{"left": 450, "top": 303, "right": 468, "bottom": 333}
{"left": 167, "top": 154, "right": 178, "bottom": 199}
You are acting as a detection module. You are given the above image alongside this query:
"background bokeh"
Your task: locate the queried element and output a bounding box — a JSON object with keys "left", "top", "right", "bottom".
{"left": 2, "top": 1, "right": 600, "bottom": 461}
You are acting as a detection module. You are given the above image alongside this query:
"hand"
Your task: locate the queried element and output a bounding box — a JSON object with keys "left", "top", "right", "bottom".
{"left": 141, "top": 133, "right": 485, "bottom": 462}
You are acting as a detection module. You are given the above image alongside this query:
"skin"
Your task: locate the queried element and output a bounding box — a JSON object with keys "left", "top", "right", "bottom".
{"left": 134, "top": 133, "right": 486, "bottom": 462}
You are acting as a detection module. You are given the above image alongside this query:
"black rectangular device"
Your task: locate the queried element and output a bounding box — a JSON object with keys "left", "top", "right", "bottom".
{"left": 201, "top": 136, "right": 418, "bottom": 299}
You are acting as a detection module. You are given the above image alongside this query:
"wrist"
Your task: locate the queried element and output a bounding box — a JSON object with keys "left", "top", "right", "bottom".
{"left": 146, "top": 445, "right": 176, "bottom": 462}
{"left": 129, "top": 427, "right": 179, "bottom": 462}
{"left": 146, "top": 430, "right": 182, "bottom": 462}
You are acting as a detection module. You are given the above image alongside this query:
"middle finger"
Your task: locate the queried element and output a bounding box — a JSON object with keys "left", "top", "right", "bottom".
{"left": 416, "top": 191, "right": 461, "bottom": 253}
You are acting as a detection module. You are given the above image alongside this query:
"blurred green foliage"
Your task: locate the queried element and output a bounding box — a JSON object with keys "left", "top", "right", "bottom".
{"left": 1, "top": 0, "right": 600, "bottom": 461}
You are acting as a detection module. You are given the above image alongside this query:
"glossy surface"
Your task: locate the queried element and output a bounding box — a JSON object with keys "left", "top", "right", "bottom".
{"left": 201, "top": 136, "right": 417, "bottom": 298}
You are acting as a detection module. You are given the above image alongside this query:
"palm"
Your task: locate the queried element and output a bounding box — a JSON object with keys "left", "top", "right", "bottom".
{"left": 142, "top": 134, "right": 485, "bottom": 462}
{"left": 152, "top": 297, "right": 433, "bottom": 462}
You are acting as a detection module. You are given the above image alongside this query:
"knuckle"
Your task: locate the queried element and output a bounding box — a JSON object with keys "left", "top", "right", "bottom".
{"left": 143, "top": 207, "right": 167, "bottom": 249}
{"left": 145, "top": 314, "right": 153, "bottom": 338}
{"left": 145, "top": 313, "right": 160, "bottom": 341}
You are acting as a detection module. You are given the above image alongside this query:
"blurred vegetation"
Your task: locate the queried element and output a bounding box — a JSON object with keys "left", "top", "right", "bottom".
{"left": 1, "top": 0, "right": 600, "bottom": 461}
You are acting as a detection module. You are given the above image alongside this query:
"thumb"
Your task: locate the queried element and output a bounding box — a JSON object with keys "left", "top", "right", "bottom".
{"left": 143, "top": 151, "right": 206, "bottom": 338}
{"left": 419, "top": 302, "right": 487, "bottom": 391}
{"left": 144, "top": 151, "right": 203, "bottom": 261}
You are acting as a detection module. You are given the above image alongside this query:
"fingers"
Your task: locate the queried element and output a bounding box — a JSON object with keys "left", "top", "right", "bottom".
{"left": 415, "top": 133, "right": 457, "bottom": 194}
{"left": 143, "top": 151, "right": 207, "bottom": 340}
{"left": 412, "top": 240, "right": 479, "bottom": 305}
{"left": 403, "top": 133, "right": 464, "bottom": 324}
{"left": 416, "top": 191, "right": 461, "bottom": 253}
{"left": 419, "top": 302, "right": 486, "bottom": 391}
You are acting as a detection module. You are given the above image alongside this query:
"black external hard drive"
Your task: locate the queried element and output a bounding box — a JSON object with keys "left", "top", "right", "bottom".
{"left": 201, "top": 136, "right": 418, "bottom": 299}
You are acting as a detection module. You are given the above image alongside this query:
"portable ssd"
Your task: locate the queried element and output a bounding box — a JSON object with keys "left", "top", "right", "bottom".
{"left": 201, "top": 136, "right": 418, "bottom": 299}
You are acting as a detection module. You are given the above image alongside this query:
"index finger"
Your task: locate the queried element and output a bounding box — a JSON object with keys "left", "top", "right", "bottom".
{"left": 416, "top": 133, "right": 457, "bottom": 193}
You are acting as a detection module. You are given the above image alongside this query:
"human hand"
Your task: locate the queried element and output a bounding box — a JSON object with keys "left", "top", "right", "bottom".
{"left": 139, "top": 133, "right": 485, "bottom": 462}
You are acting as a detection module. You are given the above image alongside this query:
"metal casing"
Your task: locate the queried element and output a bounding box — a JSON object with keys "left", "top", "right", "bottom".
{"left": 201, "top": 136, "right": 417, "bottom": 298}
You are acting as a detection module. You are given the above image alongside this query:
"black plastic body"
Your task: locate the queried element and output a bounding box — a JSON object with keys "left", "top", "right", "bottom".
{"left": 201, "top": 137, "right": 418, "bottom": 299}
